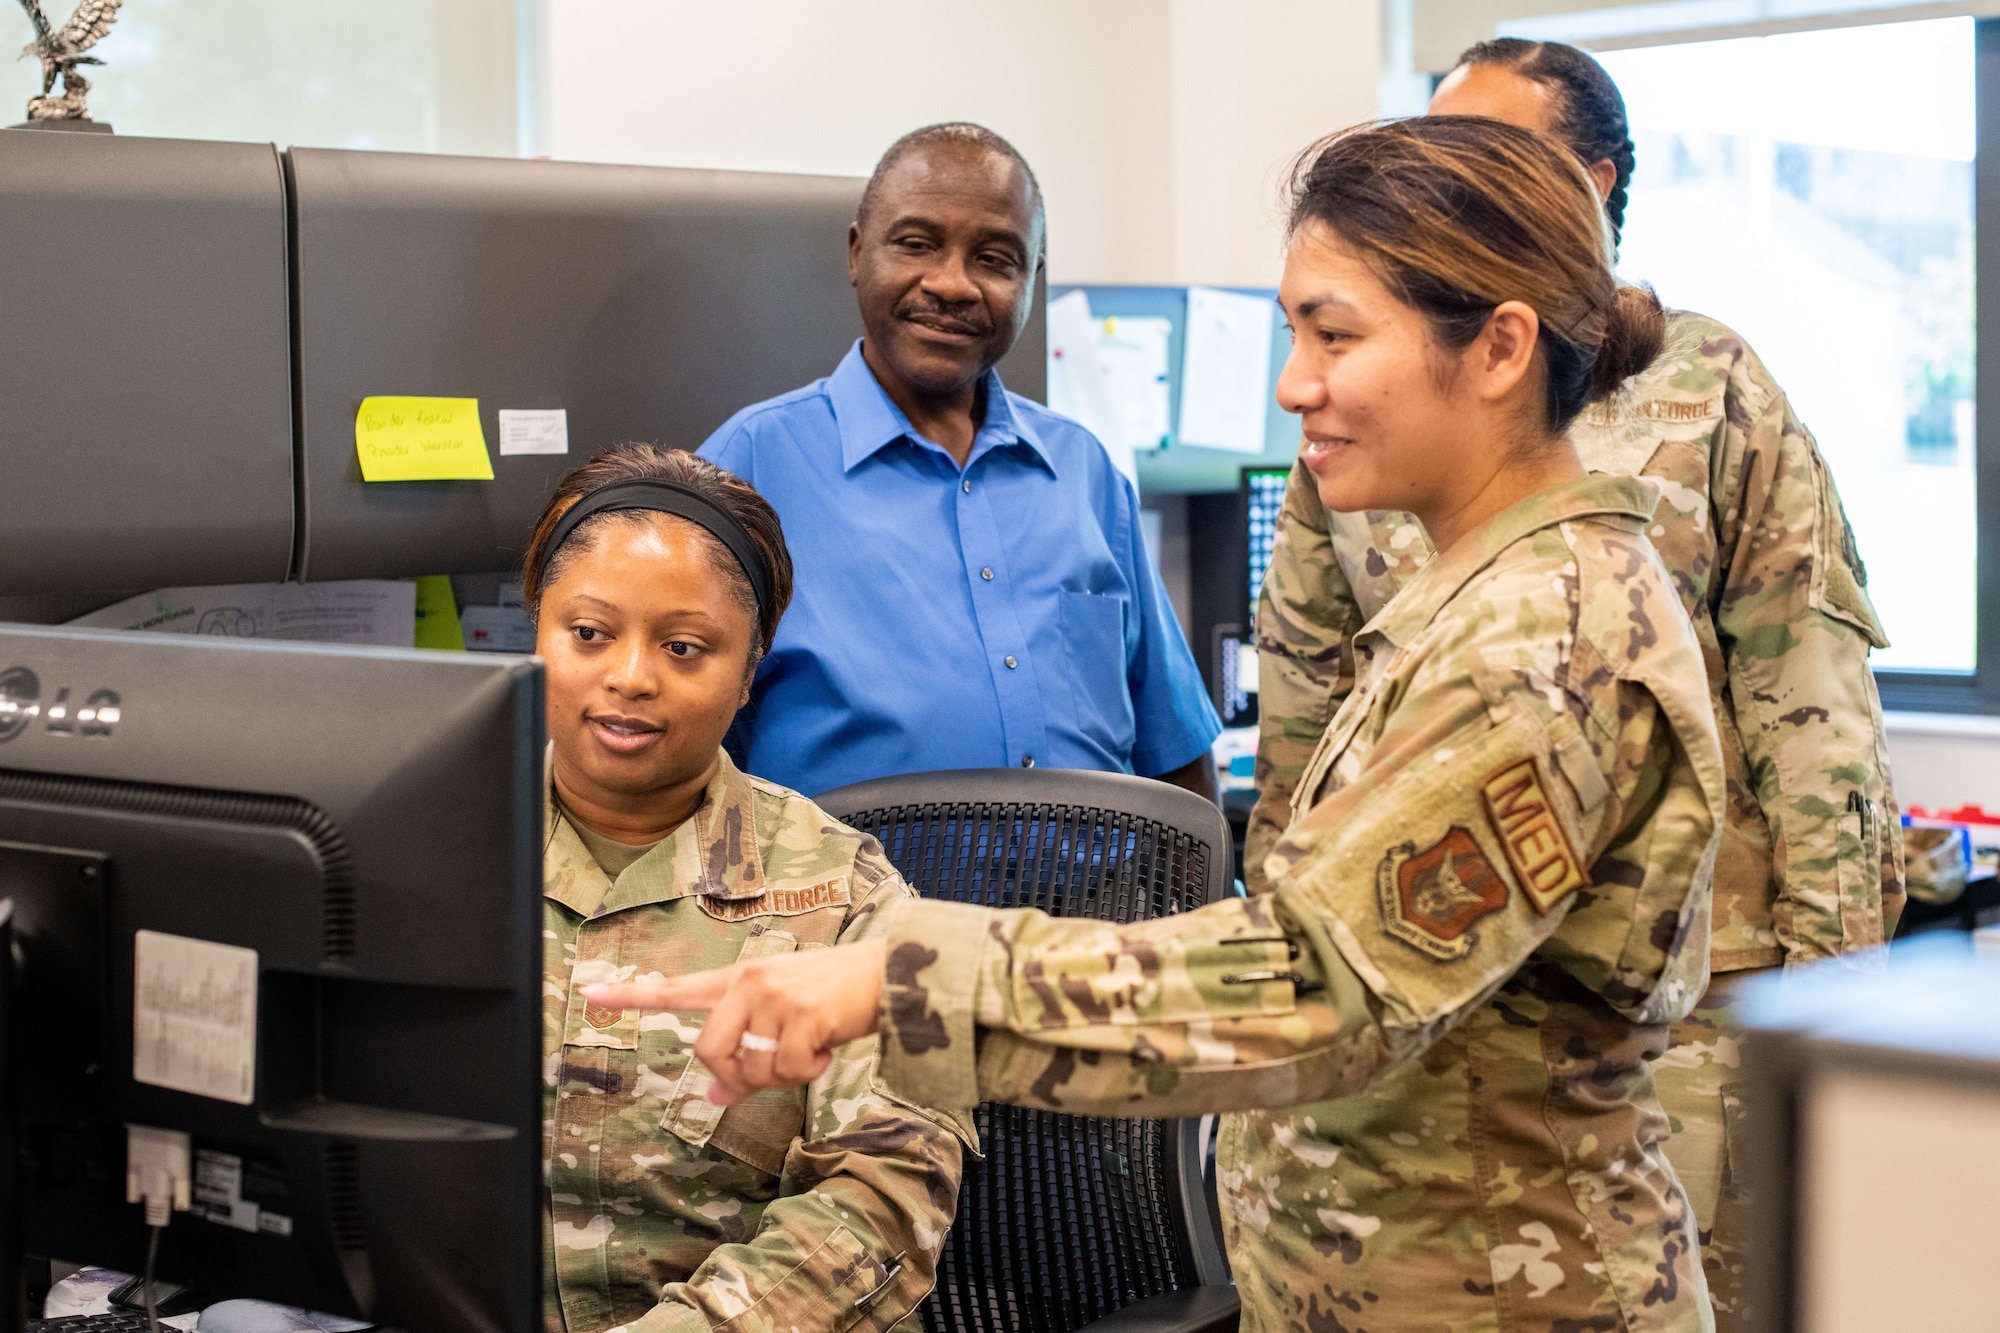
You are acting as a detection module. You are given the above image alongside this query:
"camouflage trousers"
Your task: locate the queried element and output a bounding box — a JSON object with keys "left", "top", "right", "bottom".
{"left": 1655, "top": 973, "right": 1765, "bottom": 1333}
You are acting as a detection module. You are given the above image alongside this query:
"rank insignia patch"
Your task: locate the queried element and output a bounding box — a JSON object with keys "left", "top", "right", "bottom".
{"left": 1377, "top": 827, "right": 1510, "bottom": 960}
{"left": 1481, "top": 758, "right": 1588, "bottom": 914}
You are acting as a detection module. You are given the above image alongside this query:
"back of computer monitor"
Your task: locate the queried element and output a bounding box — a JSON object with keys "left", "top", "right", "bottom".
{"left": 0, "top": 626, "right": 544, "bottom": 1333}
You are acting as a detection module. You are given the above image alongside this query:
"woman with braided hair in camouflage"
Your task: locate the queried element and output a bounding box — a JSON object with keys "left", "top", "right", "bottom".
{"left": 592, "top": 118, "right": 1728, "bottom": 1332}
{"left": 525, "top": 443, "right": 967, "bottom": 1333}
{"left": 1244, "top": 42, "right": 1901, "bottom": 1331}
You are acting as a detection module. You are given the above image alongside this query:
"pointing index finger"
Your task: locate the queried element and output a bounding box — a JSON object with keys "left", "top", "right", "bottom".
{"left": 582, "top": 968, "right": 732, "bottom": 1012}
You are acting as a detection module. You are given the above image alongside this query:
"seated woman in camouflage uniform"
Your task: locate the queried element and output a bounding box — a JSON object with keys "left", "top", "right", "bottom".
{"left": 525, "top": 443, "right": 965, "bottom": 1333}
{"left": 592, "top": 120, "right": 1729, "bottom": 1333}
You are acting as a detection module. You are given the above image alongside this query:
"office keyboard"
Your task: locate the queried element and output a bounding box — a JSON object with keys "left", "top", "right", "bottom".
{"left": 30, "top": 1314, "right": 169, "bottom": 1333}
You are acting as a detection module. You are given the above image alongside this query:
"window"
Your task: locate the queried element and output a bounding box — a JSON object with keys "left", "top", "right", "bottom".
{"left": 1596, "top": 18, "right": 1977, "bottom": 684}
{"left": 0, "top": 0, "right": 518, "bottom": 156}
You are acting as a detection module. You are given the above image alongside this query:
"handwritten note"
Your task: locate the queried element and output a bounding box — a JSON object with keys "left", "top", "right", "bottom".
{"left": 498, "top": 408, "right": 569, "bottom": 456}
{"left": 355, "top": 396, "right": 494, "bottom": 481}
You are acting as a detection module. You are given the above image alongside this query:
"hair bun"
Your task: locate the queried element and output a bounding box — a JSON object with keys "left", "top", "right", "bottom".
{"left": 1590, "top": 283, "right": 1665, "bottom": 399}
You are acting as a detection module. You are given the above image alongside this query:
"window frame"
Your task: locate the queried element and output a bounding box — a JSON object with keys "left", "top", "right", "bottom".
{"left": 1872, "top": 16, "right": 1999, "bottom": 713}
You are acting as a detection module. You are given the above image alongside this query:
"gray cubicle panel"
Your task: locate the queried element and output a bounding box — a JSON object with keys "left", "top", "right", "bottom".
{"left": 289, "top": 148, "right": 1048, "bottom": 581}
{"left": 0, "top": 130, "right": 295, "bottom": 595}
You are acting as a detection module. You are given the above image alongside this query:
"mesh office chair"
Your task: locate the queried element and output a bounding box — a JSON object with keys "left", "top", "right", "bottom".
{"left": 815, "top": 769, "right": 1240, "bottom": 1333}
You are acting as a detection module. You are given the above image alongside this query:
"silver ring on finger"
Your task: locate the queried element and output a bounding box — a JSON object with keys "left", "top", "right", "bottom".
{"left": 737, "top": 1031, "right": 778, "bottom": 1054}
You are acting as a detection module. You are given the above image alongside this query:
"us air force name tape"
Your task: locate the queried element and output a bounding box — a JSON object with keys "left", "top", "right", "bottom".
{"left": 541, "top": 479, "right": 773, "bottom": 624}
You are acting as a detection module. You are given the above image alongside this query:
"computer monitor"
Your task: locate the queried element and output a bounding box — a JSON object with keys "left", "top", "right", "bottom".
{"left": 0, "top": 625, "right": 545, "bottom": 1333}
{"left": 1242, "top": 466, "right": 1289, "bottom": 621}
{"left": 1213, "top": 467, "right": 1290, "bottom": 729}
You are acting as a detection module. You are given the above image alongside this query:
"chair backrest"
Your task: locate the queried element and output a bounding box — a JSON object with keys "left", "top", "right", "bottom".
{"left": 814, "top": 768, "right": 1234, "bottom": 1333}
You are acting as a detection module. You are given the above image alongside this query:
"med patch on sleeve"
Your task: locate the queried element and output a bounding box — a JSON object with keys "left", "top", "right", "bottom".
{"left": 1274, "top": 707, "right": 1595, "bottom": 1026}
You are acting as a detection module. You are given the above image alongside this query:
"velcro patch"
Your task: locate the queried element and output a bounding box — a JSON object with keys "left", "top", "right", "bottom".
{"left": 700, "top": 875, "right": 851, "bottom": 922}
{"left": 1481, "top": 759, "right": 1588, "bottom": 914}
{"left": 1376, "top": 827, "right": 1509, "bottom": 961}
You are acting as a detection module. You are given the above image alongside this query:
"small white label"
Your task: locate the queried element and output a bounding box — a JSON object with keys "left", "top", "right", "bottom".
{"left": 193, "top": 1151, "right": 258, "bottom": 1231}
{"left": 133, "top": 931, "right": 258, "bottom": 1105}
{"left": 461, "top": 603, "right": 536, "bottom": 653}
{"left": 192, "top": 1147, "right": 294, "bottom": 1236}
{"left": 498, "top": 408, "right": 568, "bottom": 456}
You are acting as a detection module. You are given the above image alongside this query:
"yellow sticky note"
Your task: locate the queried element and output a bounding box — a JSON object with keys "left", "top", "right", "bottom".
{"left": 409, "top": 575, "right": 466, "bottom": 651}
{"left": 355, "top": 396, "right": 494, "bottom": 482}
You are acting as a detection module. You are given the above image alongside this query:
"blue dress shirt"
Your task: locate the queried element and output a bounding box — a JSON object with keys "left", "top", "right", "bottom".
{"left": 699, "top": 341, "right": 1221, "bottom": 798}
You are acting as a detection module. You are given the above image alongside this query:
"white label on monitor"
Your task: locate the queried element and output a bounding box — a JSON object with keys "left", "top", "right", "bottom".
{"left": 133, "top": 931, "right": 258, "bottom": 1105}
{"left": 498, "top": 408, "right": 568, "bottom": 456}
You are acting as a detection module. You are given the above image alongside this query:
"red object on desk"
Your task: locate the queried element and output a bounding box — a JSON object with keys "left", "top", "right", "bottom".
{"left": 1908, "top": 804, "right": 2000, "bottom": 826}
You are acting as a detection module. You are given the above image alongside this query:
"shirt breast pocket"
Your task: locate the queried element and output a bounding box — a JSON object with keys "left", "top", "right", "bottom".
{"left": 1057, "top": 590, "right": 1134, "bottom": 761}
{"left": 659, "top": 926, "right": 809, "bottom": 1178}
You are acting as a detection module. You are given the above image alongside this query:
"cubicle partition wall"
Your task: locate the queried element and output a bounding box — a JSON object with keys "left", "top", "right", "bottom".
{"left": 0, "top": 131, "right": 1049, "bottom": 599}
{"left": 288, "top": 147, "right": 1047, "bottom": 582}
{"left": 0, "top": 131, "right": 295, "bottom": 596}
{"left": 290, "top": 151, "right": 861, "bottom": 582}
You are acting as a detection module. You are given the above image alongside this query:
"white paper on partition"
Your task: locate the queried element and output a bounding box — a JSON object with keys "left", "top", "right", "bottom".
{"left": 69, "top": 580, "right": 418, "bottom": 648}
{"left": 461, "top": 603, "right": 536, "bottom": 653}
{"left": 1097, "top": 316, "right": 1173, "bottom": 458}
{"left": 1178, "top": 286, "right": 1274, "bottom": 454}
{"left": 498, "top": 408, "right": 569, "bottom": 456}
{"left": 1046, "top": 290, "right": 1137, "bottom": 484}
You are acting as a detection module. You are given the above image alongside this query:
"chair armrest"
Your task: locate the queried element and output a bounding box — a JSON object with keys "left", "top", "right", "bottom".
{"left": 1072, "top": 1285, "right": 1240, "bottom": 1333}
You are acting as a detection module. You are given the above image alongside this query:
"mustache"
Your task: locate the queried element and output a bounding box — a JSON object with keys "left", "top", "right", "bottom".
{"left": 895, "top": 296, "right": 992, "bottom": 337}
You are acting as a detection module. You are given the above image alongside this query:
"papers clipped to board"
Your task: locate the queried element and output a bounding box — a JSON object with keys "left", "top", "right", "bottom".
{"left": 1177, "top": 286, "right": 1275, "bottom": 455}
{"left": 1048, "top": 287, "right": 1277, "bottom": 472}
{"left": 1047, "top": 289, "right": 1168, "bottom": 485}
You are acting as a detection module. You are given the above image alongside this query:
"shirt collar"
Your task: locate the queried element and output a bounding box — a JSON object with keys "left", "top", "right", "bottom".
{"left": 543, "top": 748, "right": 769, "bottom": 918}
{"left": 827, "top": 339, "right": 1053, "bottom": 475}
{"left": 1368, "top": 472, "right": 1663, "bottom": 649}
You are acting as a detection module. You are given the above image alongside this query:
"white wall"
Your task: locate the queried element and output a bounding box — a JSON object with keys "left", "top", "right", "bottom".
{"left": 1885, "top": 714, "right": 2000, "bottom": 815}
{"left": 540, "top": 0, "right": 1379, "bottom": 287}
{"left": 1167, "top": 1, "right": 1383, "bottom": 286}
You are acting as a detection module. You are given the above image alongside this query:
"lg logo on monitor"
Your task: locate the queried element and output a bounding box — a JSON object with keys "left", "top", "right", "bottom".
{"left": 0, "top": 667, "right": 121, "bottom": 742}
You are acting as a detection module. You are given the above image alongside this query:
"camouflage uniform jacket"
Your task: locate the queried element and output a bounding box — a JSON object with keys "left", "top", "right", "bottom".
{"left": 544, "top": 751, "right": 966, "bottom": 1333}
{"left": 1249, "top": 310, "right": 1901, "bottom": 971}
{"left": 875, "top": 474, "right": 1726, "bottom": 1332}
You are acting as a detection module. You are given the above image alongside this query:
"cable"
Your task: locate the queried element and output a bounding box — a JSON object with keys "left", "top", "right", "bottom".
{"left": 143, "top": 1225, "right": 161, "bottom": 1333}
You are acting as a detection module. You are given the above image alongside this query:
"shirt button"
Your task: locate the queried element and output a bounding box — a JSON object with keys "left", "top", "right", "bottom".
{"left": 981, "top": 567, "right": 994, "bottom": 581}
{"left": 1005, "top": 655, "right": 1018, "bottom": 669}
{"left": 1021, "top": 754, "right": 1036, "bottom": 768}
{"left": 963, "top": 479, "right": 972, "bottom": 493}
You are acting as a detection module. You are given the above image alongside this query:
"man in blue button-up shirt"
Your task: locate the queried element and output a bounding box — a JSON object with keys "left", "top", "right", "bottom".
{"left": 700, "top": 123, "right": 1220, "bottom": 800}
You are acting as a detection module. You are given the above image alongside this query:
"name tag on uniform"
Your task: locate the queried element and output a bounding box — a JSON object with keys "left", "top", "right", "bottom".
{"left": 700, "top": 875, "right": 851, "bottom": 923}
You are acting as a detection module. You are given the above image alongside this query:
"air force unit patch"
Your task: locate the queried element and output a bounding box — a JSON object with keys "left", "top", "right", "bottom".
{"left": 1377, "top": 827, "right": 1510, "bottom": 960}
{"left": 1481, "top": 759, "right": 1588, "bottom": 914}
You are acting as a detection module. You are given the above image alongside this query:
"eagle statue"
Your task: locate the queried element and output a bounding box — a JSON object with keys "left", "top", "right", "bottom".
{"left": 16, "top": 0, "right": 122, "bottom": 122}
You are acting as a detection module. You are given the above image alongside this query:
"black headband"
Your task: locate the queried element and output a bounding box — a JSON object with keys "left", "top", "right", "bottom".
{"left": 539, "top": 479, "right": 772, "bottom": 626}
